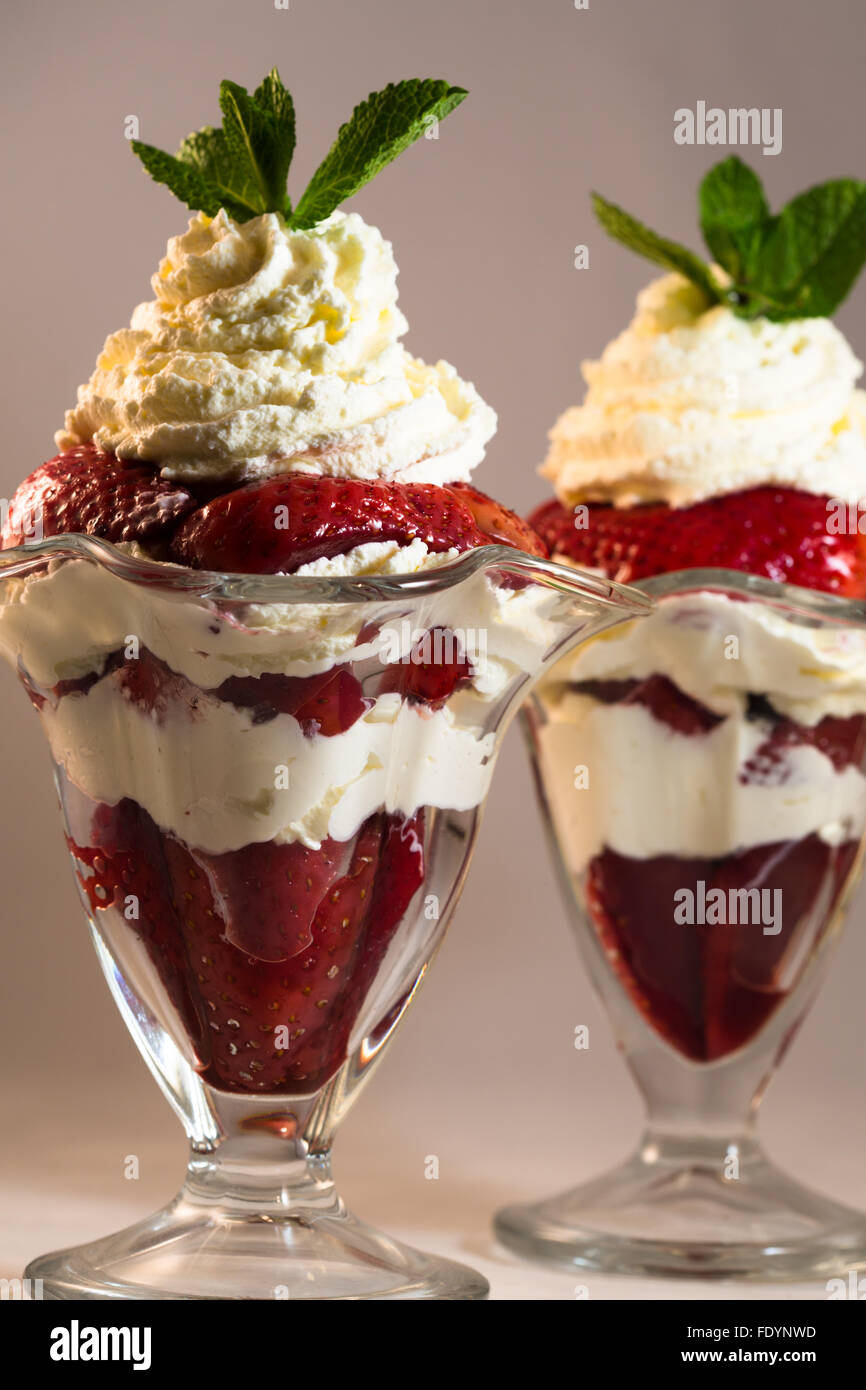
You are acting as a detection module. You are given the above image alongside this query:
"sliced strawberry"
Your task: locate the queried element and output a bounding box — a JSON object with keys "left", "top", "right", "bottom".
{"left": 275, "top": 817, "right": 385, "bottom": 1086}
{"left": 70, "top": 798, "right": 169, "bottom": 920}
{"left": 215, "top": 667, "right": 371, "bottom": 736}
{"left": 380, "top": 627, "right": 473, "bottom": 708}
{"left": 529, "top": 488, "right": 866, "bottom": 598}
{"left": 587, "top": 834, "right": 860, "bottom": 1063}
{"left": 303, "top": 809, "right": 427, "bottom": 1067}
{"left": 19, "top": 666, "right": 104, "bottom": 712}
{"left": 68, "top": 799, "right": 426, "bottom": 1095}
{"left": 44, "top": 644, "right": 371, "bottom": 739}
{"left": 160, "top": 828, "right": 375, "bottom": 1092}
{"left": 170, "top": 474, "right": 488, "bottom": 574}
{"left": 588, "top": 849, "right": 711, "bottom": 1060}
{"left": 704, "top": 836, "right": 859, "bottom": 1058}
{"left": 574, "top": 673, "right": 724, "bottom": 737}
{"left": 67, "top": 799, "right": 206, "bottom": 1051}
{"left": 367, "top": 810, "right": 426, "bottom": 936}
{"left": 108, "top": 647, "right": 203, "bottom": 721}
{"left": 159, "top": 810, "right": 421, "bottom": 1093}
{"left": 740, "top": 697, "right": 866, "bottom": 779}
{"left": 180, "top": 837, "right": 350, "bottom": 963}
{"left": 449, "top": 482, "right": 547, "bottom": 555}
{"left": 1, "top": 444, "right": 196, "bottom": 549}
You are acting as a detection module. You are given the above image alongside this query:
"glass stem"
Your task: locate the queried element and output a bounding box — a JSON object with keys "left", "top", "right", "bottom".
{"left": 626, "top": 1042, "right": 768, "bottom": 1170}
{"left": 182, "top": 1126, "right": 338, "bottom": 1219}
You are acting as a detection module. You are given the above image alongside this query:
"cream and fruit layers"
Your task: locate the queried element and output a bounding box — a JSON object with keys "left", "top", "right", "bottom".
{"left": 532, "top": 273, "right": 866, "bottom": 874}
{"left": 538, "top": 592, "right": 866, "bottom": 874}
{"left": 0, "top": 537, "right": 556, "bottom": 855}
{"left": 0, "top": 209, "right": 548, "bottom": 853}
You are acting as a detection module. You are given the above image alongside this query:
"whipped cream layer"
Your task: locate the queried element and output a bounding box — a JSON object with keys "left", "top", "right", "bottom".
{"left": 542, "top": 273, "right": 866, "bottom": 508}
{"left": 536, "top": 592, "right": 866, "bottom": 868}
{"left": 0, "top": 542, "right": 552, "bottom": 694}
{"left": 0, "top": 545, "right": 557, "bottom": 853}
{"left": 564, "top": 591, "right": 866, "bottom": 726}
{"left": 540, "top": 697, "right": 866, "bottom": 869}
{"left": 58, "top": 210, "right": 496, "bottom": 487}
{"left": 44, "top": 683, "right": 495, "bottom": 855}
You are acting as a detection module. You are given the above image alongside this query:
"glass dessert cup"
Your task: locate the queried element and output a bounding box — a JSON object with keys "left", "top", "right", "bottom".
{"left": 496, "top": 569, "right": 866, "bottom": 1281}
{"left": 0, "top": 535, "right": 650, "bottom": 1300}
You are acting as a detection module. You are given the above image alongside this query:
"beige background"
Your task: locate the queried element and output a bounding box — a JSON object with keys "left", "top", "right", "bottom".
{"left": 2, "top": 0, "right": 866, "bottom": 1298}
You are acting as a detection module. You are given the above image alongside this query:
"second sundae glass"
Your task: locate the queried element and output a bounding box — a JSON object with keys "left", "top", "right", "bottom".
{"left": 0, "top": 535, "right": 649, "bottom": 1299}
{"left": 498, "top": 153, "right": 866, "bottom": 1280}
{"left": 496, "top": 571, "right": 866, "bottom": 1279}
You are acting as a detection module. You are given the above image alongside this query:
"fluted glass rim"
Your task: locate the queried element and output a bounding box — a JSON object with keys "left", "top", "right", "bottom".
{"left": 0, "top": 533, "right": 654, "bottom": 613}
{"left": 636, "top": 567, "right": 866, "bottom": 627}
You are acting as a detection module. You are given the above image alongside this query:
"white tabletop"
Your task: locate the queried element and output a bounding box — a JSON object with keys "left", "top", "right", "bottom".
{"left": 0, "top": 1070, "right": 851, "bottom": 1302}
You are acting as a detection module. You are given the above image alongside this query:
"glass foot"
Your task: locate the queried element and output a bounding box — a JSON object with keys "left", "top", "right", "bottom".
{"left": 25, "top": 1194, "right": 488, "bottom": 1301}
{"left": 494, "top": 1136, "right": 866, "bottom": 1281}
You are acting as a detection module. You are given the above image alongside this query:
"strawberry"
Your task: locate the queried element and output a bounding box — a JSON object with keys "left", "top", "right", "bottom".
{"left": 587, "top": 835, "right": 860, "bottom": 1063}
{"left": 19, "top": 666, "right": 103, "bottom": 712}
{"left": 161, "top": 809, "right": 423, "bottom": 1092}
{"left": 170, "top": 474, "right": 488, "bottom": 574}
{"left": 70, "top": 798, "right": 169, "bottom": 921}
{"left": 48, "top": 644, "right": 371, "bottom": 739}
{"left": 108, "top": 647, "right": 203, "bottom": 721}
{"left": 3, "top": 443, "right": 541, "bottom": 580}
{"left": 380, "top": 626, "right": 473, "bottom": 708}
{"left": 449, "top": 482, "right": 547, "bottom": 555}
{"left": 366, "top": 810, "right": 426, "bottom": 936}
{"left": 1, "top": 444, "right": 196, "bottom": 549}
{"left": 704, "top": 836, "right": 859, "bottom": 1059}
{"left": 67, "top": 799, "right": 207, "bottom": 1051}
{"left": 215, "top": 666, "right": 371, "bottom": 736}
{"left": 269, "top": 817, "right": 385, "bottom": 1087}
{"left": 574, "top": 673, "right": 724, "bottom": 737}
{"left": 740, "top": 696, "right": 866, "bottom": 779}
{"left": 27, "top": 649, "right": 183, "bottom": 716}
{"left": 180, "top": 836, "right": 351, "bottom": 963}
{"left": 306, "top": 809, "right": 426, "bottom": 1066}
{"left": 587, "top": 848, "right": 710, "bottom": 1059}
{"left": 529, "top": 488, "right": 866, "bottom": 597}
{"left": 76, "top": 796, "right": 426, "bottom": 1094}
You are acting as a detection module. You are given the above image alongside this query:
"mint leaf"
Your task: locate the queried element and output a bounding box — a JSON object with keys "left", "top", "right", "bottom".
{"left": 594, "top": 160, "right": 866, "bottom": 322}
{"left": 132, "top": 67, "right": 295, "bottom": 220}
{"left": 754, "top": 178, "right": 866, "bottom": 319}
{"left": 131, "top": 70, "right": 468, "bottom": 230}
{"left": 174, "top": 128, "right": 262, "bottom": 220}
{"left": 592, "top": 192, "right": 724, "bottom": 305}
{"left": 130, "top": 140, "right": 230, "bottom": 218}
{"left": 254, "top": 67, "right": 296, "bottom": 180}
{"left": 699, "top": 156, "right": 769, "bottom": 284}
{"left": 291, "top": 79, "right": 467, "bottom": 230}
{"left": 218, "top": 70, "right": 295, "bottom": 217}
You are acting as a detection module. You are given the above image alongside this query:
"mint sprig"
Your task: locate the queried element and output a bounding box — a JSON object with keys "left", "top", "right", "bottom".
{"left": 131, "top": 69, "right": 466, "bottom": 230}
{"left": 292, "top": 80, "right": 466, "bottom": 230}
{"left": 753, "top": 180, "right": 866, "bottom": 319}
{"left": 593, "top": 156, "right": 866, "bottom": 321}
{"left": 699, "top": 156, "right": 769, "bottom": 285}
{"left": 591, "top": 194, "right": 725, "bottom": 305}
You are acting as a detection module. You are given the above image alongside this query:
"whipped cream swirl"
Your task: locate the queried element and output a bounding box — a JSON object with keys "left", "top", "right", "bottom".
{"left": 542, "top": 273, "right": 866, "bottom": 508}
{"left": 58, "top": 210, "right": 496, "bottom": 487}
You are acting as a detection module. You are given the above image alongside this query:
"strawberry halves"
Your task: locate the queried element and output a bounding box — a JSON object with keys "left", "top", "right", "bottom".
{"left": 529, "top": 487, "right": 866, "bottom": 598}
{"left": 1, "top": 444, "right": 196, "bottom": 549}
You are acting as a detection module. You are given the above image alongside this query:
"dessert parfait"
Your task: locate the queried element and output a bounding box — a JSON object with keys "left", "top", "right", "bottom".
{"left": 0, "top": 71, "right": 647, "bottom": 1299}
{"left": 497, "top": 159, "right": 866, "bottom": 1278}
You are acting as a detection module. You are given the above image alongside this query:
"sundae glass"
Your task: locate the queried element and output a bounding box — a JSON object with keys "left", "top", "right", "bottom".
{"left": 496, "top": 161, "right": 866, "bottom": 1279}
{"left": 0, "top": 71, "right": 651, "bottom": 1299}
